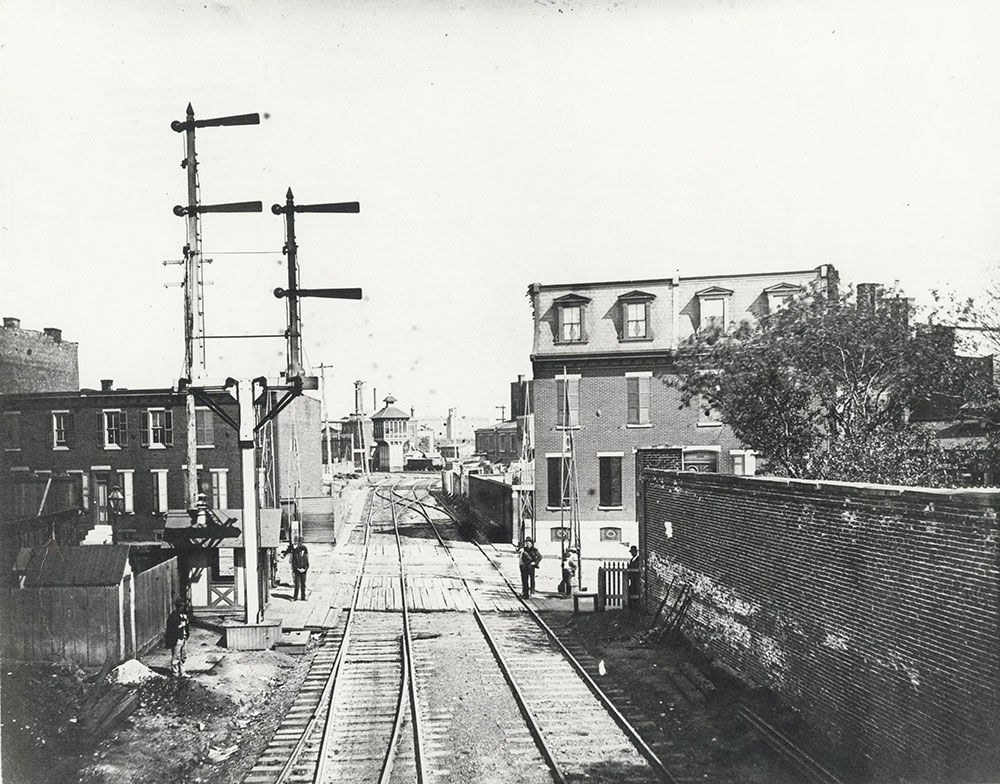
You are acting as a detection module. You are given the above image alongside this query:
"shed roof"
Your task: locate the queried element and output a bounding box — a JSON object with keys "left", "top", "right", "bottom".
{"left": 372, "top": 395, "right": 410, "bottom": 421}
{"left": 22, "top": 545, "right": 131, "bottom": 588}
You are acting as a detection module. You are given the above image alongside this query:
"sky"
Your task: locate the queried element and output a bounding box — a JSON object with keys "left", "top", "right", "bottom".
{"left": 2, "top": 1, "right": 999, "bottom": 419}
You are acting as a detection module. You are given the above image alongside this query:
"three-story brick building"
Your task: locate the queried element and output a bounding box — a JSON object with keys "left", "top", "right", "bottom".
{"left": 527, "top": 265, "right": 838, "bottom": 556}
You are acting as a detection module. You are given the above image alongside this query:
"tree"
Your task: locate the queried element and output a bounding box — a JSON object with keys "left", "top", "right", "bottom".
{"left": 672, "top": 286, "right": 994, "bottom": 485}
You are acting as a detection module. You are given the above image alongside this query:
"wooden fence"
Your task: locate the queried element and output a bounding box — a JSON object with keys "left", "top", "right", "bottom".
{"left": 134, "top": 557, "right": 180, "bottom": 655}
{"left": 597, "top": 560, "right": 639, "bottom": 609}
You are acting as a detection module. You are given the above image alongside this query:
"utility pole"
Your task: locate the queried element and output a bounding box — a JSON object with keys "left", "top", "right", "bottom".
{"left": 172, "top": 103, "right": 262, "bottom": 508}
{"left": 318, "top": 363, "right": 334, "bottom": 476}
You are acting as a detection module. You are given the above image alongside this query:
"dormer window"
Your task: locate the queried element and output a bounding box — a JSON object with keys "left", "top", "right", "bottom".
{"left": 617, "top": 290, "right": 655, "bottom": 341}
{"left": 695, "top": 286, "right": 733, "bottom": 332}
{"left": 554, "top": 294, "right": 591, "bottom": 344}
{"left": 764, "top": 282, "right": 803, "bottom": 314}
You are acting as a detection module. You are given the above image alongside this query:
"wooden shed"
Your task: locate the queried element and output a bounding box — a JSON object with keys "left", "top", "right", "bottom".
{"left": 2, "top": 544, "right": 140, "bottom": 667}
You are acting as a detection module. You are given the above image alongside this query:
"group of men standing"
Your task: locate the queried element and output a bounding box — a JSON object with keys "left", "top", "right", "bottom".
{"left": 519, "top": 539, "right": 641, "bottom": 605}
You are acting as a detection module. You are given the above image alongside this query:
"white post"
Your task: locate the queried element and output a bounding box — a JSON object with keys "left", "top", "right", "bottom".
{"left": 236, "top": 378, "right": 261, "bottom": 624}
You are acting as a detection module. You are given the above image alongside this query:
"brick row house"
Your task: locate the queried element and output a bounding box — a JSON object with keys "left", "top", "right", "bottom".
{"left": 527, "top": 265, "right": 838, "bottom": 557}
{"left": 0, "top": 382, "right": 283, "bottom": 611}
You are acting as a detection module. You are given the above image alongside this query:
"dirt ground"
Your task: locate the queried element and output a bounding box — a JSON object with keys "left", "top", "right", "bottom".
{"left": 2, "top": 611, "right": 851, "bottom": 784}
{"left": 1, "top": 626, "right": 312, "bottom": 784}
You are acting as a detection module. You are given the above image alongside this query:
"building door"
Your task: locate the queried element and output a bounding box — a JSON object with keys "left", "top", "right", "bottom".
{"left": 94, "top": 475, "right": 110, "bottom": 523}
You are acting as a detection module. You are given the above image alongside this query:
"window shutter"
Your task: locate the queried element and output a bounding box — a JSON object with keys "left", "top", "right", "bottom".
{"left": 610, "top": 457, "right": 622, "bottom": 506}
{"left": 639, "top": 376, "right": 650, "bottom": 424}
{"left": 556, "top": 380, "right": 566, "bottom": 427}
{"left": 165, "top": 410, "right": 174, "bottom": 446}
{"left": 119, "top": 411, "right": 128, "bottom": 447}
{"left": 627, "top": 378, "right": 639, "bottom": 424}
{"left": 547, "top": 457, "right": 562, "bottom": 507}
{"left": 97, "top": 412, "right": 104, "bottom": 447}
{"left": 568, "top": 379, "right": 579, "bottom": 427}
{"left": 66, "top": 413, "right": 75, "bottom": 448}
{"left": 140, "top": 411, "right": 149, "bottom": 446}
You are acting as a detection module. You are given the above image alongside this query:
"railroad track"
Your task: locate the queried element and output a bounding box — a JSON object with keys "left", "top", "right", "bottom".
{"left": 388, "top": 481, "right": 675, "bottom": 784}
{"left": 246, "top": 477, "right": 676, "bottom": 783}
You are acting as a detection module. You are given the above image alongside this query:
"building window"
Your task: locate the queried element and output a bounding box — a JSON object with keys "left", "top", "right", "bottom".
{"left": 764, "top": 283, "right": 802, "bottom": 314}
{"left": 599, "top": 455, "right": 622, "bottom": 507}
{"left": 117, "top": 469, "right": 135, "bottom": 513}
{"left": 600, "top": 527, "right": 623, "bottom": 542}
{"left": 547, "top": 456, "right": 570, "bottom": 508}
{"left": 695, "top": 286, "right": 733, "bottom": 332}
{"left": 697, "top": 396, "right": 723, "bottom": 428}
{"left": 141, "top": 408, "right": 173, "bottom": 448}
{"left": 100, "top": 410, "right": 127, "bottom": 449}
{"left": 625, "top": 302, "right": 646, "bottom": 338}
{"left": 683, "top": 448, "right": 719, "bottom": 472}
{"left": 556, "top": 377, "right": 580, "bottom": 428}
{"left": 52, "top": 411, "right": 73, "bottom": 449}
{"left": 3, "top": 412, "right": 21, "bottom": 451}
{"left": 554, "top": 294, "right": 590, "bottom": 344}
{"left": 210, "top": 469, "right": 228, "bottom": 509}
{"left": 626, "top": 375, "right": 650, "bottom": 425}
{"left": 196, "top": 408, "right": 214, "bottom": 447}
{"left": 152, "top": 470, "right": 169, "bottom": 513}
{"left": 618, "top": 290, "right": 655, "bottom": 341}
{"left": 561, "top": 305, "right": 582, "bottom": 342}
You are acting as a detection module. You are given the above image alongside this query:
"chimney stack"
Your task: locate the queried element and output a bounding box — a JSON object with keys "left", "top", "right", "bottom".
{"left": 43, "top": 327, "right": 63, "bottom": 343}
{"left": 3, "top": 317, "right": 20, "bottom": 329}
{"left": 101, "top": 379, "right": 114, "bottom": 391}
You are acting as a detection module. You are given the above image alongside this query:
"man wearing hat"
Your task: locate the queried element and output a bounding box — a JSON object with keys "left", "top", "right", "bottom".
{"left": 559, "top": 548, "right": 578, "bottom": 596}
{"left": 518, "top": 537, "right": 543, "bottom": 599}
{"left": 165, "top": 597, "right": 192, "bottom": 677}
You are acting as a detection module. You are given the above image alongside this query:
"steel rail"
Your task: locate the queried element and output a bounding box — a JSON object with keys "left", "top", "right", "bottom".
{"left": 390, "top": 481, "right": 571, "bottom": 784}
{"left": 372, "top": 482, "right": 425, "bottom": 784}
{"left": 272, "top": 485, "right": 376, "bottom": 784}
{"left": 422, "top": 486, "right": 678, "bottom": 784}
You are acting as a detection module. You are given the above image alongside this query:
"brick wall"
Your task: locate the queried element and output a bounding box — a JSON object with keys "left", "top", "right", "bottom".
{"left": 468, "top": 474, "right": 514, "bottom": 541}
{"left": 637, "top": 468, "right": 1000, "bottom": 782}
{"left": 0, "top": 325, "right": 79, "bottom": 393}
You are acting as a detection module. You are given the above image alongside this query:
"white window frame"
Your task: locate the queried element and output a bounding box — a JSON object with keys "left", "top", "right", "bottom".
{"left": 699, "top": 296, "right": 728, "bottom": 330}
{"left": 625, "top": 301, "right": 647, "bottom": 339}
{"left": 555, "top": 373, "right": 581, "bottom": 430}
{"left": 118, "top": 469, "right": 135, "bottom": 513}
{"left": 195, "top": 406, "right": 215, "bottom": 449}
{"left": 625, "top": 371, "right": 652, "bottom": 427}
{"left": 152, "top": 469, "right": 169, "bottom": 513}
{"left": 52, "top": 410, "right": 70, "bottom": 450}
{"left": 560, "top": 305, "right": 583, "bottom": 342}
{"left": 103, "top": 409, "right": 123, "bottom": 450}
{"left": 146, "top": 407, "right": 168, "bottom": 448}
{"left": 210, "top": 468, "right": 229, "bottom": 509}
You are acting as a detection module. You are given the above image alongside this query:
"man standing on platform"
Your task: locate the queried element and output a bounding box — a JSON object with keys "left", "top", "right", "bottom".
{"left": 627, "top": 544, "right": 641, "bottom": 608}
{"left": 165, "top": 597, "right": 191, "bottom": 676}
{"left": 518, "top": 537, "right": 542, "bottom": 598}
{"left": 285, "top": 537, "right": 310, "bottom": 601}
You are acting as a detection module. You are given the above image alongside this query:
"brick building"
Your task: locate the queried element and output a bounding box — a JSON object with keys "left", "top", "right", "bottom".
{"left": 0, "top": 317, "right": 79, "bottom": 394}
{"left": 527, "top": 265, "right": 837, "bottom": 556}
{"left": 474, "top": 376, "right": 534, "bottom": 465}
{"left": 0, "top": 381, "right": 242, "bottom": 527}
{"left": 0, "top": 381, "right": 295, "bottom": 611}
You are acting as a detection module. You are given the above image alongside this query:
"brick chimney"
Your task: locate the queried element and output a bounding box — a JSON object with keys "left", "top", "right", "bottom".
{"left": 856, "top": 283, "right": 881, "bottom": 316}
{"left": 101, "top": 379, "right": 114, "bottom": 391}
{"left": 3, "top": 317, "right": 20, "bottom": 329}
{"left": 43, "top": 327, "right": 63, "bottom": 343}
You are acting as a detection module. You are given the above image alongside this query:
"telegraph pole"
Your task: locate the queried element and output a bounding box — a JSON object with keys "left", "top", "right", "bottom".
{"left": 318, "top": 363, "right": 334, "bottom": 476}
{"left": 172, "top": 103, "right": 262, "bottom": 508}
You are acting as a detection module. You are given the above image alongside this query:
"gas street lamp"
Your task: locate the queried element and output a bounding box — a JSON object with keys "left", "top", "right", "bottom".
{"left": 108, "top": 485, "right": 125, "bottom": 545}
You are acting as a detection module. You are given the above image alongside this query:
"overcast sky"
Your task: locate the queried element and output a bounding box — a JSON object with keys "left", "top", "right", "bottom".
{"left": 2, "top": 1, "right": 998, "bottom": 418}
